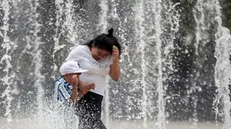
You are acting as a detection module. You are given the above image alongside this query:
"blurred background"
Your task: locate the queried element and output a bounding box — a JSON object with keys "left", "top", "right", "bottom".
{"left": 0, "top": 0, "right": 231, "bottom": 129}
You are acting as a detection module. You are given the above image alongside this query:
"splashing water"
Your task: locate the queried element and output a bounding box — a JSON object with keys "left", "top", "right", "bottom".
{"left": 213, "top": 0, "right": 231, "bottom": 129}
{"left": 0, "top": 0, "right": 231, "bottom": 129}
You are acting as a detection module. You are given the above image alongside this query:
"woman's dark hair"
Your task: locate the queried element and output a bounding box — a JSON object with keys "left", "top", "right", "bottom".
{"left": 85, "top": 28, "right": 121, "bottom": 56}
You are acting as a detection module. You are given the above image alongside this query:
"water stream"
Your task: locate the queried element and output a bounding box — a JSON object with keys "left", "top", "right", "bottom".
{"left": 0, "top": 0, "right": 230, "bottom": 129}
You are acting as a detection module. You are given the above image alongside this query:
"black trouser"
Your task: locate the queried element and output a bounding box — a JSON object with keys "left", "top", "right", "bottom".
{"left": 75, "top": 91, "right": 107, "bottom": 129}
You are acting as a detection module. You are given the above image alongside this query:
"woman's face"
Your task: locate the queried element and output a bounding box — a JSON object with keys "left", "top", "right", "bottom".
{"left": 91, "top": 47, "right": 110, "bottom": 61}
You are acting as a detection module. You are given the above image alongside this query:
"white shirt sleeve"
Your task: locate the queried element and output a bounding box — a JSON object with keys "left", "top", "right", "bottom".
{"left": 66, "top": 45, "right": 85, "bottom": 62}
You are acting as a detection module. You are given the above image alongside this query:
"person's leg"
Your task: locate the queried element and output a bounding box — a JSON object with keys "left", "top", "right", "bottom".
{"left": 76, "top": 92, "right": 106, "bottom": 129}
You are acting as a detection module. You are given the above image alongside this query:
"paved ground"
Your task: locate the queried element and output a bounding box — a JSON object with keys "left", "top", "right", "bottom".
{"left": 108, "top": 120, "right": 222, "bottom": 129}
{"left": 0, "top": 118, "right": 223, "bottom": 129}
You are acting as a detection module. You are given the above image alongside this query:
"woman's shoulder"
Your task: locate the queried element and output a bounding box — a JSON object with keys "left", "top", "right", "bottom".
{"left": 70, "top": 45, "right": 89, "bottom": 53}
{"left": 66, "top": 45, "right": 90, "bottom": 61}
{"left": 73, "top": 44, "right": 87, "bottom": 50}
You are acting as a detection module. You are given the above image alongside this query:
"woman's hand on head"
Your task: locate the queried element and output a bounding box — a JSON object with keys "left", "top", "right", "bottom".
{"left": 109, "top": 45, "right": 121, "bottom": 81}
{"left": 112, "top": 45, "right": 119, "bottom": 61}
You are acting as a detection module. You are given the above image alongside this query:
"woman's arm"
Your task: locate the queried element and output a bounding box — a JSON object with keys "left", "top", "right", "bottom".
{"left": 79, "top": 81, "right": 95, "bottom": 95}
{"left": 109, "top": 46, "right": 121, "bottom": 81}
